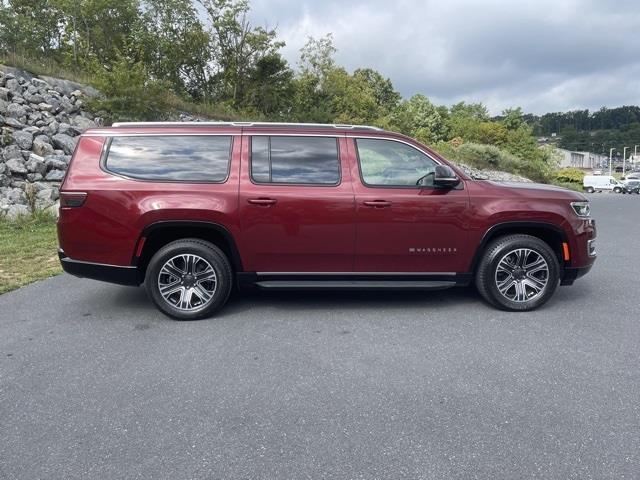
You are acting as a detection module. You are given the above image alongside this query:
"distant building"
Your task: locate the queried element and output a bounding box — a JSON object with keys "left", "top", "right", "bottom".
{"left": 555, "top": 148, "right": 608, "bottom": 169}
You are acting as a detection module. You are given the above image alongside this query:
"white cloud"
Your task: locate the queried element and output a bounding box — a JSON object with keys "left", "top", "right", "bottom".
{"left": 248, "top": 0, "right": 640, "bottom": 114}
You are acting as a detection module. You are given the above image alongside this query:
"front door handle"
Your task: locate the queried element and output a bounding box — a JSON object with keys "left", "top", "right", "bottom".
{"left": 363, "top": 200, "right": 392, "bottom": 208}
{"left": 248, "top": 198, "right": 277, "bottom": 206}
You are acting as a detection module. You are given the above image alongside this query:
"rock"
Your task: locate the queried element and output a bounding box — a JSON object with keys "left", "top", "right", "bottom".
{"left": 4, "top": 117, "right": 25, "bottom": 129}
{"left": 2, "top": 145, "right": 22, "bottom": 161}
{"left": 12, "top": 130, "right": 33, "bottom": 149}
{"left": 455, "top": 163, "right": 532, "bottom": 183}
{"left": 57, "top": 122, "right": 71, "bottom": 135}
{"left": 44, "top": 95, "right": 61, "bottom": 113}
{"left": 37, "top": 102, "right": 53, "bottom": 112}
{"left": 31, "top": 78, "right": 49, "bottom": 89}
{"left": 5, "top": 78, "right": 22, "bottom": 94}
{"left": 32, "top": 137, "right": 55, "bottom": 157}
{"left": 42, "top": 119, "right": 59, "bottom": 136}
{"left": 0, "top": 163, "right": 5, "bottom": 174}
{"left": 6, "top": 103, "right": 27, "bottom": 122}
{"left": 71, "top": 115, "right": 97, "bottom": 131}
{"left": 5, "top": 158, "right": 27, "bottom": 175}
{"left": 26, "top": 154, "right": 47, "bottom": 175}
{"left": 36, "top": 187, "right": 55, "bottom": 201}
{"left": 51, "top": 133, "right": 77, "bottom": 154}
{"left": 44, "top": 200, "right": 60, "bottom": 217}
{"left": 0, "top": 87, "right": 10, "bottom": 101}
{"left": 24, "top": 92, "right": 45, "bottom": 104}
{"left": 60, "top": 96, "right": 76, "bottom": 114}
{"left": 45, "top": 169, "right": 65, "bottom": 181}
{"left": 5, "top": 204, "right": 30, "bottom": 219}
{"left": 1, "top": 186, "right": 26, "bottom": 204}
{"left": 0, "top": 98, "right": 8, "bottom": 113}
{"left": 0, "top": 174, "right": 10, "bottom": 187}
{"left": 26, "top": 173, "right": 44, "bottom": 182}
{"left": 44, "top": 155, "right": 67, "bottom": 170}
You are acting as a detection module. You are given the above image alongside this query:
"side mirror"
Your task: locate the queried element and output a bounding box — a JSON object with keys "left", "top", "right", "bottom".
{"left": 433, "top": 165, "right": 460, "bottom": 188}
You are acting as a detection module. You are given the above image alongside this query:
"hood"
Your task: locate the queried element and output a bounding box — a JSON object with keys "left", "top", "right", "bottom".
{"left": 481, "top": 180, "right": 588, "bottom": 201}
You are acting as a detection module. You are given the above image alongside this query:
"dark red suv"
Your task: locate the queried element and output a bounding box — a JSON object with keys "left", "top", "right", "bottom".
{"left": 57, "top": 122, "right": 596, "bottom": 319}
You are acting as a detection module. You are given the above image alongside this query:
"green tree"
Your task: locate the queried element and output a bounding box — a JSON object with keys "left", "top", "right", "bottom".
{"left": 140, "top": 0, "right": 211, "bottom": 97}
{"left": 198, "top": 0, "right": 284, "bottom": 105}
{"left": 353, "top": 68, "right": 401, "bottom": 113}
{"left": 246, "top": 53, "right": 294, "bottom": 118}
{"left": 0, "top": 0, "right": 64, "bottom": 56}
{"left": 391, "top": 94, "right": 447, "bottom": 143}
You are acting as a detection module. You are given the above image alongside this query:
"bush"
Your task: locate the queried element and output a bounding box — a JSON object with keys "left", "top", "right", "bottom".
{"left": 555, "top": 168, "right": 585, "bottom": 184}
{"left": 87, "top": 54, "right": 171, "bottom": 122}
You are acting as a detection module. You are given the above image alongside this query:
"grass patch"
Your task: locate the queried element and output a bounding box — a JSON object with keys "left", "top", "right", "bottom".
{"left": 0, "top": 211, "right": 61, "bottom": 294}
{"left": 0, "top": 52, "right": 95, "bottom": 85}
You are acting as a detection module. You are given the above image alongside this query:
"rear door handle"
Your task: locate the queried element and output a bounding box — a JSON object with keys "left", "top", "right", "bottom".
{"left": 363, "top": 200, "right": 392, "bottom": 208}
{"left": 247, "top": 198, "right": 277, "bottom": 206}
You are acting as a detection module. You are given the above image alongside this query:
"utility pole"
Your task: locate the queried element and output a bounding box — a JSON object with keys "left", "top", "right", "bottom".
{"left": 635, "top": 145, "right": 639, "bottom": 168}
{"left": 609, "top": 148, "right": 616, "bottom": 176}
{"left": 623, "top": 147, "right": 629, "bottom": 176}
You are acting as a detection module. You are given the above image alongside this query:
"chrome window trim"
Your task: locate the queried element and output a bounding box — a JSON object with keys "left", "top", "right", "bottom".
{"left": 248, "top": 135, "right": 342, "bottom": 187}
{"left": 100, "top": 135, "right": 234, "bottom": 184}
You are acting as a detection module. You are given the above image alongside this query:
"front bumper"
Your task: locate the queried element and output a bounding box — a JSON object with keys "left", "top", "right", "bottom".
{"left": 560, "top": 265, "right": 593, "bottom": 286}
{"left": 58, "top": 250, "right": 141, "bottom": 286}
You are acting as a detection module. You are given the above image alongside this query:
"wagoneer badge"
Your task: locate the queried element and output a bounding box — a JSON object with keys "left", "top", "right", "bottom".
{"left": 409, "top": 247, "right": 458, "bottom": 254}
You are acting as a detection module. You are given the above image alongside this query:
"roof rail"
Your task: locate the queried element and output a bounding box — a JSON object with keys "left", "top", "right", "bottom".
{"left": 110, "top": 121, "right": 383, "bottom": 131}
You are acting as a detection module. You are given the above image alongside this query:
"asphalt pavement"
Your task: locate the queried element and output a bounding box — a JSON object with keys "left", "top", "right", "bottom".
{"left": 1, "top": 194, "right": 639, "bottom": 479}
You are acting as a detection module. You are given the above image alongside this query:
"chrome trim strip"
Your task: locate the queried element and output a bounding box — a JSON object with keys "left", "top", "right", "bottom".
{"left": 80, "top": 132, "right": 443, "bottom": 166}
{"left": 256, "top": 272, "right": 457, "bottom": 276}
{"left": 61, "top": 256, "right": 137, "bottom": 269}
{"left": 82, "top": 133, "right": 236, "bottom": 137}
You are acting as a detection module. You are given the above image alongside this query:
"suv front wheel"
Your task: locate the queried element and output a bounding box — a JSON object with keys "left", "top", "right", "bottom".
{"left": 475, "top": 234, "right": 560, "bottom": 311}
{"left": 145, "top": 239, "right": 233, "bottom": 320}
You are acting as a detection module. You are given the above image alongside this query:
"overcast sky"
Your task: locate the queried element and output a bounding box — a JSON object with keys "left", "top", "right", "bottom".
{"left": 246, "top": 0, "right": 640, "bottom": 115}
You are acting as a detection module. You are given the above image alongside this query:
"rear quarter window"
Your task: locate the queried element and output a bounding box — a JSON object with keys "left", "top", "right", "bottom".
{"left": 105, "top": 135, "right": 232, "bottom": 182}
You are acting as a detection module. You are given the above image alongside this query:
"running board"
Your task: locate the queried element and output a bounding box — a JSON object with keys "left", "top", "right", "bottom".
{"left": 254, "top": 280, "right": 456, "bottom": 290}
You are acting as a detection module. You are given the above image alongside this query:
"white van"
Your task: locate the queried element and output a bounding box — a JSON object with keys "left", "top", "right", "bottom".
{"left": 583, "top": 175, "right": 624, "bottom": 193}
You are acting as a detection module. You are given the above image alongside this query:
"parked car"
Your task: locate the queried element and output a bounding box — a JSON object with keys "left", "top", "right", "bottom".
{"left": 622, "top": 172, "right": 640, "bottom": 180}
{"left": 592, "top": 169, "right": 603, "bottom": 175}
{"left": 583, "top": 175, "right": 625, "bottom": 193}
{"left": 622, "top": 180, "right": 640, "bottom": 194}
{"left": 58, "top": 122, "right": 596, "bottom": 318}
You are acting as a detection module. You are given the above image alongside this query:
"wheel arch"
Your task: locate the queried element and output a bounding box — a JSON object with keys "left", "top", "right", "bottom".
{"left": 134, "top": 221, "right": 243, "bottom": 276}
{"left": 469, "top": 221, "right": 569, "bottom": 274}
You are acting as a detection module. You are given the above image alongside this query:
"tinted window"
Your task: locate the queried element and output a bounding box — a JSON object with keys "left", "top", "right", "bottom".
{"left": 106, "top": 135, "right": 232, "bottom": 182}
{"left": 251, "top": 136, "right": 340, "bottom": 184}
{"left": 356, "top": 138, "right": 438, "bottom": 187}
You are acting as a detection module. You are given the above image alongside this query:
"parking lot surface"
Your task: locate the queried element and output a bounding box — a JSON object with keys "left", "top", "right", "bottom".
{"left": 1, "top": 194, "right": 639, "bottom": 479}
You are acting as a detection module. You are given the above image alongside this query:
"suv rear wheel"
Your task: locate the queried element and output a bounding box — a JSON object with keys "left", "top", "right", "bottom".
{"left": 475, "top": 235, "right": 559, "bottom": 311}
{"left": 145, "top": 239, "right": 233, "bottom": 320}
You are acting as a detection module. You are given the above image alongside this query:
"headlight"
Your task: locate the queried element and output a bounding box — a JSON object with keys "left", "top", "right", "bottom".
{"left": 571, "top": 201, "right": 591, "bottom": 217}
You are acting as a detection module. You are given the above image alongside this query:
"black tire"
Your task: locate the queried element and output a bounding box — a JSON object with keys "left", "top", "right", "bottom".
{"left": 614, "top": 187, "right": 622, "bottom": 193}
{"left": 475, "top": 234, "right": 560, "bottom": 311}
{"left": 144, "top": 239, "right": 233, "bottom": 320}
{"left": 585, "top": 186, "right": 594, "bottom": 193}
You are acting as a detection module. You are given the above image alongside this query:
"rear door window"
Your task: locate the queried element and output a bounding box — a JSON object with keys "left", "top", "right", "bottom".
{"left": 105, "top": 135, "right": 232, "bottom": 182}
{"left": 250, "top": 136, "right": 340, "bottom": 185}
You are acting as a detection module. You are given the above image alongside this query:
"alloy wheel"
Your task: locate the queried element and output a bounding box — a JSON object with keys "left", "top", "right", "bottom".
{"left": 494, "top": 248, "right": 549, "bottom": 303}
{"left": 157, "top": 254, "right": 217, "bottom": 311}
